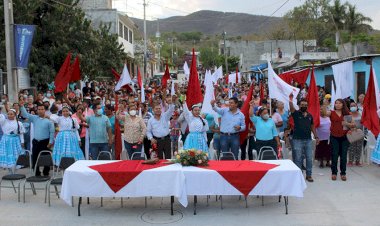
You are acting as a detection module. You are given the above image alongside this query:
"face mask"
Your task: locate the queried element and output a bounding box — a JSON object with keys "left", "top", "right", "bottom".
{"left": 111, "top": 101, "right": 115, "bottom": 105}
{"left": 300, "top": 107, "right": 307, "bottom": 112}
{"left": 134, "top": 98, "right": 138, "bottom": 101}
{"left": 46, "top": 93, "right": 51, "bottom": 98}
{"left": 350, "top": 107, "right": 357, "bottom": 112}
{"left": 23, "top": 95, "right": 28, "bottom": 99}
{"left": 97, "top": 109, "right": 103, "bottom": 115}
{"left": 262, "top": 114, "right": 269, "bottom": 120}
{"left": 129, "top": 110, "right": 137, "bottom": 116}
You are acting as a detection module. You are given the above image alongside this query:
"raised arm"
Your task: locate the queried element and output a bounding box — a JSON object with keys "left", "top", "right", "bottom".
{"left": 211, "top": 99, "right": 224, "bottom": 115}
{"left": 289, "top": 93, "right": 296, "bottom": 113}
{"left": 19, "top": 98, "right": 35, "bottom": 122}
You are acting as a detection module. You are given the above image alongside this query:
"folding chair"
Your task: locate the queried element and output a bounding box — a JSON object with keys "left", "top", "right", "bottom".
{"left": 47, "top": 157, "right": 76, "bottom": 206}
{"left": 0, "top": 151, "right": 32, "bottom": 202}
{"left": 130, "top": 152, "right": 147, "bottom": 160}
{"left": 218, "top": 152, "right": 236, "bottom": 161}
{"left": 258, "top": 146, "right": 280, "bottom": 206}
{"left": 22, "top": 151, "right": 54, "bottom": 203}
{"left": 258, "top": 146, "right": 278, "bottom": 160}
{"left": 97, "top": 151, "right": 112, "bottom": 160}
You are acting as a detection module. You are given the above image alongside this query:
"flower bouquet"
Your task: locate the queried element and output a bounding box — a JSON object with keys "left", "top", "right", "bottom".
{"left": 171, "top": 149, "right": 209, "bottom": 166}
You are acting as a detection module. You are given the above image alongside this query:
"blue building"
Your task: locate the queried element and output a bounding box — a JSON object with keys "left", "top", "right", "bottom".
{"left": 295, "top": 54, "right": 380, "bottom": 100}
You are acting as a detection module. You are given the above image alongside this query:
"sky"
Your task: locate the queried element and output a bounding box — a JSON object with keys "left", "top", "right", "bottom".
{"left": 113, "top": 0, "right": 380, "bottom": 30}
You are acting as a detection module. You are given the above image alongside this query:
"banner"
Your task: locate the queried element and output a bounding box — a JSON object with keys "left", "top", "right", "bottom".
{"left": 14, "top": 24, "right": 36, "bottom": 68}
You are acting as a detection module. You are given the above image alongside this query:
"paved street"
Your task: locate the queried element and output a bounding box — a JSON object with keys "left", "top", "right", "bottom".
{"left": 1, "top": 163, "right": 379, "bottom": 226}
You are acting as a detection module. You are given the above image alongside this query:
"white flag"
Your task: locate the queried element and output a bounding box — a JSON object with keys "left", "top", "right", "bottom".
{"left": 141, "top": 85, "right": 145, "bottom": 103}
{"left": 212, "top": 66, "right": 223, "bottom": 83}
{"left": 331, "top": 80, "right": 336, "bottom": 110}
{"left": 267, "top": 60, "right": 300, "bottom": 111}
{"left": 332, "top": 61, "right": 353, "bottom": 99}
{"left": 184, "top": 61, "right": 190, "bottom": 81}
{"left": 202, "top": 72, "right": 219, "bottom": 125}
{"left": 115, "top": 64, "right": 134, "bottom": 91}
{"left": 228, "top": 72, "right": 241, "bottom": 84}
{"left": 371, "top": 66, "right": 380, "bottom": 110}
{"left": 171, "top": 81, "right": 175, "bottom": 96}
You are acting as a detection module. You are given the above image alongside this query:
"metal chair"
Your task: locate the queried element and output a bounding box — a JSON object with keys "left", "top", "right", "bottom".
{"left": 97, "top": 151, "right": 112, "bottom": 160}
{"left": 22, "top": 150, "right": 54, "bottom": 203}
{"left": 258, "top": 146, "right": 278, "bottom": 160}
{"left": 251, "top": 149, "right": 258, "bottom": 160}
{"left": 258, "top": 146, "right": 280, "bottom": 206}
{"left": 218, "top": 152, "right": 236, "bottom": 161}
{"left": 0, "top": 151, "right": 32, "bottom": 202}
{"left": 47, "top": 157, "right": 76, "bottom": 206}
{"left": 130, "top": 152, "right": 147, "bottom": 160}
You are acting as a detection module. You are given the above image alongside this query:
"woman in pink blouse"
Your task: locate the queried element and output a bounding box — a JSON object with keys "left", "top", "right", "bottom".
{"left": 118, "top": 104, "right": 147, "bottom": 158}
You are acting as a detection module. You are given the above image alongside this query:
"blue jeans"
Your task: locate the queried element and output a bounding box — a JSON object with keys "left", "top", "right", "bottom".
{"left": 124, "top": 141, "right": 143, "bottom": 159}
{"left": 90, "top": 143, "right": 110, "bottom": 160}
{"left": 220, "top": 134, "right": 240, "bottom": 159}
{"left": 292, "top": 139, "right": 313, "bottom": 177}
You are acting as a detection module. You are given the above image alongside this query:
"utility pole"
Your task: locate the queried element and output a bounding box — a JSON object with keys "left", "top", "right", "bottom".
{"left": 222, "top": 30, "right": 228, "bottom": 74}
{"left": 143, "top": 0, "right": 147, "bottom": 81}
{"left": 155, "top": 18, "right": 161, "bottom": 71}
{"left": 4, "top": 0, "right": 17, "bottom": 102}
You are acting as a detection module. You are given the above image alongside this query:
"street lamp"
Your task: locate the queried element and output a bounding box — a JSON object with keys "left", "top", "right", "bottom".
{"left": 222, "top": 31, "right": 228, "bottom": 74}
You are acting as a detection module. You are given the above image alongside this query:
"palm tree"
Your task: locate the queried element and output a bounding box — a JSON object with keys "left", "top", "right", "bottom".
{"left": 345, "top": 4, "right": 373, "bottom": 42}
{"left": 328, "top": 0, "right": 347, "bottom": 46}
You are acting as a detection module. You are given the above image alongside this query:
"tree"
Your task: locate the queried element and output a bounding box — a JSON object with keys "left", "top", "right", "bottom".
{"left": 215, "top": 55, "right": 240, "bottom": 74}
{"left": 328, "top": 0, "right": 347, "bottom": 45}
{"left": 0, "top": 0, "right": 126, "bottom": 84}
{"left": 199, "top": 47, "right": 218, "bottom": 69}
{"left": 344, "top": 4, "right": 372, "bottom": 42}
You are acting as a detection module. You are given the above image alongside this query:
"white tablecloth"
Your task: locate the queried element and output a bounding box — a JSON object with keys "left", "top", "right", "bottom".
{"left": 183, "top": 160, "right": 307, "bottom": 197}
{"left": 61, "top": 161, "right": 188, "bottom": 207}
{"left": 61, "top": 160, "right": 306, "bottom": 208}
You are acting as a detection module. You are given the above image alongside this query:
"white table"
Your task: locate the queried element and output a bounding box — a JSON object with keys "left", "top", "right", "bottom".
{"left": 183, "top": 160, "right": 306, "bottom": 214}
{"left": 61, "top": 160, "right": 187, "bottom": 216}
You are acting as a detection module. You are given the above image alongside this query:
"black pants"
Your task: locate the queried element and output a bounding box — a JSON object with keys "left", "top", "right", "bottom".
{"left": 206, "top": 133, "right": 214, "bottom": 147}
{"left": 330, "top": 136, "right": 349, "bottom": 176}
{"left": 155, "top": 136, "right": 171, "bottom": 159}
{"left": 32, "top": 139, "right": 51, "bottom": 176}
{"left": 181, "top": 132, "right": 189, "bottom": 144}
{"left": 241, "top": 136, "right": 256, "bottom": 160}
{"left": 80, "top": 137, "right": 86, "bottom": 157}
{"left": 143, "top": 137, "right": 151, "bottom": 159}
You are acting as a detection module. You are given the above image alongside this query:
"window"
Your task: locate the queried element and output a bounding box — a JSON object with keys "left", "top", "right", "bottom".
{"left": 356, "top": 72, "right": 366, "bottom": 99}
{"left": 325, "top": 75, "right": 335, "bottom": 94}
{"left": 124, "top": 26, "right": 128, "bottom": 42}
{"left": 129, "top": 29, "right": 133, "bottom": 44}
{"left": 118, "top": 22, "right": 123, "bottom": 37}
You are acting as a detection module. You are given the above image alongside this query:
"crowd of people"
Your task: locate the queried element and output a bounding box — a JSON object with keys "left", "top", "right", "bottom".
{"left": 0, "top": 75, "right": 378, "bottom": 183}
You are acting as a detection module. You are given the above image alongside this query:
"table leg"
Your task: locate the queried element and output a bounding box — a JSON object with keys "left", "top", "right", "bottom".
{"left": 170, "top": 196, "right": 174, "bottom": 215}
{"left": 284, "top": 196, "right": 288, "bottom": 215}
{"left": 193, "top": 195, "right": 197, "bottom": 215}
{"left": 78, "top": 197, "right": 82, "bottom": 216}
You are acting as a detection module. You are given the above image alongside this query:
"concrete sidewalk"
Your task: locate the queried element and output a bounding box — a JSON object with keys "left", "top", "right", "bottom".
{"left": 0, "top": 163, "right": 379, "bottom": 226}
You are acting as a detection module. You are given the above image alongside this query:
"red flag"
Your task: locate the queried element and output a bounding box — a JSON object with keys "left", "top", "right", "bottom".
{"left": 225, "top": 74, "right": 229, "bottom": 84}
{"left": 114, "top": 94, "right": 122, "bottom": 160}
{"left": 54, "top": 52, "right": 72, "bottom": 93}
{"left": 137, "top": 67, "right": 143, "bottom": 88}
{"left": 186, "top": 48, "right": 203, "bottom": 108}
{"left": 69, "top": 56, "right": 81, "bottom": 82}
{"left": 278, "top": 70, "right": 295, "bottom": 84}
{"left": 291, "top": 68, "right": 310, "bottom": 86}
{"left": 236, "top": 66, "right": 239, "bottom": 84}
{"left": 259, "top": 81, "right": 265, "bottom": 105}
{"left": 240, "top": 82, "right": 255, "bottom": 144}
{"left": 361, "top": 65, "right": 380, "bottom": 137}
{"left": 111, "top": 68, "right": 120, "bottom": 80}
{"left": 306, "top": 66, "right": 320, "bottom": 128}
{"left": 162, "top": 63, "right": 170, "bottom": 89}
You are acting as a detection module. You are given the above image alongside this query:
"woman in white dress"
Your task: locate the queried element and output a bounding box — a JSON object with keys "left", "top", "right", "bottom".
{"left": 0, "top": 109, "right": 25, "bottom": 169}
{"left": 51, "top": 107, "right": 84, "bottom": 165}
{"left": 183, "top": 103, "right": 209, "bottom": 153}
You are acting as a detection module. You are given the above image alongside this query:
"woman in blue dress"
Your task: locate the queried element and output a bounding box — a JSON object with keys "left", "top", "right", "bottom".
{"left": 51, "top": 107, "right": 84, "bottom": 165}
{"left": 0, "top": 109, "right": 25, "bottom": 170}
{"left": 183, "top": 103, "right": 209, "bottom": 154}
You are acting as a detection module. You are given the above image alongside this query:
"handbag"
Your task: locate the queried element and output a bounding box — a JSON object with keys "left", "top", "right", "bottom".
{"left": 346, "top": 129, "right": 365, "bottom": 143}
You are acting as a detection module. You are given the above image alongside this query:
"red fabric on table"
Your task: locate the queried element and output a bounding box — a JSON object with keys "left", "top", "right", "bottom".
{"left": 89, "top": 160, "right": 168, "bottom": 193}
{"left": 201, "top": 160, "right": 278, "bottom": 196}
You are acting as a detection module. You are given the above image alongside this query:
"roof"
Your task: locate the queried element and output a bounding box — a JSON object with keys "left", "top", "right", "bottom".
{"left": 293, "top": 54, "right": 380, "bottom": 70}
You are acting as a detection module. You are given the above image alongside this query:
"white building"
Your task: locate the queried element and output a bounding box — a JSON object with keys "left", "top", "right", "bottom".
{"left": 79, "top": 0, "right": 137, "bottom": 58}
